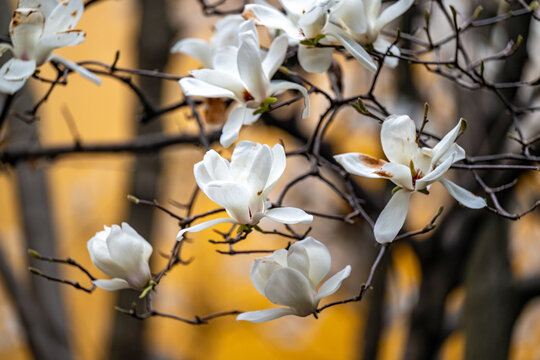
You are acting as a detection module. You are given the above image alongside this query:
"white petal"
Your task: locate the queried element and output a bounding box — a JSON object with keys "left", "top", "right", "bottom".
{"left": 374, "top": 189, "right": 412, "bottom": 243}
{"left": 264, "top": 207, "right": 313, "bottom": 224}
{"left": 334, "top": 153, "right": 388, "bottom": 178}
{"left": 212, "top": 15, "right": 244, "bottom": 49}
{"left": 331, "top": 0, "right": 367, "bottom": 34}
{"left": 190, "top": 69, "right": 245, "bottom": 100}
{"left": 48, "top": 54, "right": 101, "bottom": 85}
{"left": 204, "top": 182, "right": 252, "bottom": 223}
{"left": 213, "top": 47, "right": 240, "bottom": 75}
{"left": 236, "top": 307, "right": 297, "bottom": 322}
{"left": 281, "top": 0, "right": 317, "bottom": 16}
{"left": 380, "top": 114, "right": 418, "bottom": 165}
{"left": 431, "top": 118, "right": 466, "bottom": 165}
{"left": 230, "top": 141, "right": 260, "bottom": 179}
{"left": 171, "top": 38, "right": 212, "bottom": 68}
{"left": 245, "top": 4, "right": 300, "bottom": 40}
{"left": 10, "top": 9, "right": 44, "bottom": 60}
{"left": 1, "top": 58, "right": 36, "bottom": 80}
{"left": 264, "top": 143, "right": 286, "bottom": 191}
{"left": 121, "top": 222, "right": 152, "bottom": 263}
{"left": 42, "top": 0, "right": 84, "bottom": 36}
{"left": 247, "top": 144, "right": 273, "bottom": 196}
{"left": 179, "top": 77, "right": 236, "bottom": 99}
{"left": 298, "top": 4, "right": 327, "bottom": 39}
{"left": 270, "top": 80, "right": 310, "bottom": 118}
{"left": 297, "top": 44, "right": 333, "bottom": 73}
{"left": 373, "top": 37, "right": 399, "bottom": 68}
{"left": 264, "top": 267, "right": 315, "bottom": 316}
{"left": 39, "top": 30, "right": 86, "bottom": 49}
{"left": 262, "top": 34, "right": 288, "bottom": 79}
{"left": 289, "top": 237, "right": 331, "bottom": 288}
{"left": 199, "top": 149, "right": 231, "bottom": 181}
{"left": 87, "top": 227, "right": 127, "bottom": 279}
{"left": 376, "top": 0, "right": 414, "bottom": 32}
{"left": 237, "top": 39, "right": 269, "bottom": 101}
{"left": 250, "top": 249, "right": 288, "bottom": 295}
{"left": 93, "top": 278, "right": 131, "bottom": 291}
{"left": 330, "top": 31, "right": 377, "bottom": 72}
{"left": 439, "top": 178, "right": 486, "bottom": 209}
{"left": 365, "top": 0, "right": 382, "bottom": 20}
{"left": 415, "top": 153, "right": 455, "bottom": 189}
{"left": 316, "top": 265, "right": 351, "bottom": 301}
{"left": 220, "top": 106, "right": 260, "bottom": 148}
{"left": 0, "top": 75, "right": 26, "bottom": 94}
{"left": 380, "top": 162, "right": 414, "bottom": 190}
{"left": 176, "top": 217, "right": 238, "bottom": 241}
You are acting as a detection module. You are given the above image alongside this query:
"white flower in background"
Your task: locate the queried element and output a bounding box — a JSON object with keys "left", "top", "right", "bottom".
{"left": 0, "top": 0, "right": 101, "bottom": 94}
{"left": 335, "top": 115, "right": 486, "bottom": 244}
{"left": 171, "top": 15, "right": 245, "bottom": 69}
{"left": 332, "top": 0, "right": 414, "bottom": 67}
{"left": 87, "top": 222, "right": 152, "bottom": 291}
{"left": 237, "top": 237, "right": 351, "bottom": 322}
{"left": 176, "top": 141, "right": 313, "bottom": 241}
{"left": 244, "top": 0, "right": 377, "bottom": 73}
{"left": 179, "top": 20, "right": 309, "bottom": 148}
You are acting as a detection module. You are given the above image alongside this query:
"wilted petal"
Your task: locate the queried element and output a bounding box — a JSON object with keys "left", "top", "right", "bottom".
{"left": 289, "top": 237, "right": 331, "bottom": 288}
{"left": 316, "top": 265, "right": 351, "bottom": 301}
{"left": 330, "top": 30, "right": 376, "bottom": 72}
{"left": 245, "top": 4, "right": 300, "bottom": 41}
{"left": 381, "top": 114, "right": 418, "bottom": 165}
{"left": 376, "top": 0, "right": 414, "bottom": 32}
{"left": 179, "top": 77, "right": 236, "bottom": 99}
{"left": 264, "top": 267, "right": 314, "bottom": 316}
{"left": 176, "top": 217, "right": 238, "bottom": 241}
{"left": 262, "top": 34, "right": 288, "bottom": 79}
{"left": 39, "top": 30, "right": 86, "bottom": 49}
{"left": 431, "top": 118, "right": 466, "bottom": 165}
{"left": 93, "top": 278, "right": 131, "bottom": 291}
{"left": 49, "top": 54, "right": 101, "bottom": 85}
{"left": 10, "top": 9, "right": 44, "bottom": 59}
{"left": 334, "top": 153, "right": 388, "bottom": 178}
{"left": 380, "top": 162, "right": 413, "bottom": 190}
{"left": 264, "top": 207, "right": 313, "bottom": 224}
{"left": 236, "top": 307, "right": 297, "bottom": 322}
{"left": 250, "top": 249, "right": 288, "bottom": 295}
{"left": 269, "top": 80, "right": 310, "bottom": 118}
{"left": 42, "top": 0, "right": 84, "bottom": 35}
{"left": 171, "top": 38, "right": 213, "bottom": 68}
{"left": 2, "top": 58, "right": 36, "bottom": 80}
{"left": 237, "top": 40, "right": 269, "bottom": 101}
{"left": 373, "top": 189, "right": 412, "bottom": 243}
{"left": 439, "top": 178, "right": 486, "bottom": 209}
{"left": 298, "top": 44, "right": 333, "bottom": 73}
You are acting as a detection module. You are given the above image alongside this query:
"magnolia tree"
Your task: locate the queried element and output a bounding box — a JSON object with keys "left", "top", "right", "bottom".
{"left": 0, "top": 0, "right": 539, "bottom": 359}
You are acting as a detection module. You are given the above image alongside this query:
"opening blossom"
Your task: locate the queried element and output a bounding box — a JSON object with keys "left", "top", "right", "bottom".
{"left": 335, "top": 115, "right": 487, "bottom": 244}
{"left": 87, "top": 222, "right": 153, "bottom": 291}
{"left": 244, "top": 0, "right": 377, "bottom": 73}
{"left": 179, "top": 19, "right": 309, "bottom": 148}
{"left": 171, "top": 14, "right": 245, "bottom": 69}
{"left": 332, "top": 0, "right": 414, "bottom": 67}
{"left": 176, "top": 141, "right": 313, "bottom": 241}
{"left": 0, "top": 0, "right": 101, "bottom": 94}
{"left": 237, "top": 237, "right": 351, "bottom": 322}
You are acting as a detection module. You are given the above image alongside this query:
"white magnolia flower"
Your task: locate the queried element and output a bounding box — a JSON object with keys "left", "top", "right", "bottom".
{"left": 332, "top": 0, "right": 414, "bottom": 67}
{"left": 179, "top": 20, "right": 309, "bottom": 148}
{"left": 176, "top": 141, "right": 313, "bottom": 241}
{"left": 245, "top": 0, "right": 377, "bottom": 73}
{"left": 335, "top": 115, "right": 486, "bottom": 244}
{"left": 237, "top": 237, "right": 351, "bottom": 322}
{"left": 0, "top": 0, "right": 101, "bottom": 94}
{"left": 87, "top": 222, "right": 153, "bottom": 291}
{"left": 171, "top": 15, "right": 245, "bottom": 69}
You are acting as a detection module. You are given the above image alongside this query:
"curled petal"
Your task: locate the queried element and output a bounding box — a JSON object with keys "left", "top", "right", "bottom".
{"left": 269, "top": 80, "right": 310, "bottom": 118}
{"left": 316, "top": 265, "right": 351, "bottom": 301}
{"left": 439, "top": 178, "right": 486, "bottom": 209}
{"left": 236, "top": 307, "right": 297, "bottom": 323}
{"left": 415, "top": 153, "right": 456, "bottom": 189}
{"left": 330, "top": 31, "right": 376, "bottom": 72}
{"left": 431, "top": 118, "right": 466, "bottom": 165}
{"left": 374, "top": 189, "right": 412, "bottom": 243}
{"left": 49, "top": 54, "right": 101, "bottom": 85}
{"left": 376, "top": 0, "right": 414, "bottom": 32}
{"left": 93, "top": 278, "right": 131, "bottom": 291}
{"left": 334, "top": 153, "right": 387, "bottom": 178}
{"left": 176, "top": 217, "right": 238, "bottom": 241}
{"left": 2, "top": 58, "right": 36, "bottom": 81}
{"left": 264, "top": 207, "right": 313, "bottom": 224}
{"left": 262, "top": 34, "right": 288, "bottom": 79}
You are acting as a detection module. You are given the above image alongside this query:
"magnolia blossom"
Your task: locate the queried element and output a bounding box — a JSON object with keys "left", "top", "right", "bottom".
{"left": 179, "top": 20, "right": 309, "bottom": 147}
{"left": 237, "top": 237, "right": 351, "bottom": 322}
{"left": 0, "top": 0, "right": 101, "bottom": 94}
{"left": 244, "top": 0, "right": 377, "bottom": 73}
{"left": 176, "top": 141, "right": 312, "bottom": 241}
{"left": 171, "top": 15, "right": 245, "bottom": 69}
{"left": 332, "top": 0, "right": 414, "bottom": 67}
{"left": 335, "top": 115, "right": 486, "bottom": 244}
{"left": 87, "top": 222, "right": 153, "bottom": 291}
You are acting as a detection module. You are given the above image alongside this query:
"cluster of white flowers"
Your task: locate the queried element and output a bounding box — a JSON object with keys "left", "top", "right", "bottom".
{"left": 3, "top": 0, "right": 489, "bottom": 323}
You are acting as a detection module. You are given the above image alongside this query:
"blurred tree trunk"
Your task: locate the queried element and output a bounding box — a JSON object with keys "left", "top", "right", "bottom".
{"left": 0, "top": 1, "right": 73, "bottom": 359}
{"left": 107, "top": 1, "right": 174, "bottom": 359}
